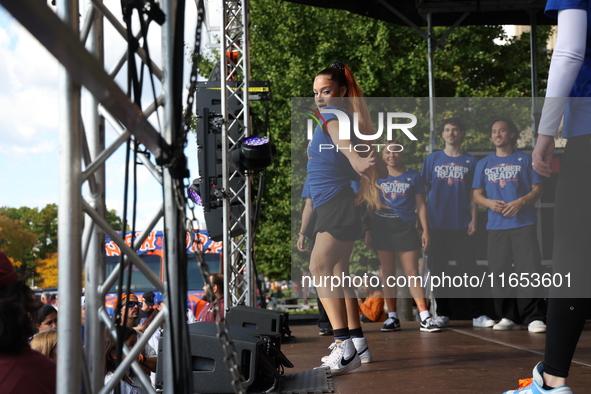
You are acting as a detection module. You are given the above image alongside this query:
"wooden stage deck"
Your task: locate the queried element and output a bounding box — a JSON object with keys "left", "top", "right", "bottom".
{"left": 280, "top": 320, "right": 591, "bottom": 393}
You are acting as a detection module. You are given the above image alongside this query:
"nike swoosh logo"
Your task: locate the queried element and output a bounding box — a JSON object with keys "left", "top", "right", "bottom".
{"left": 341, "top": 352, "right": 357, "bottom": 366}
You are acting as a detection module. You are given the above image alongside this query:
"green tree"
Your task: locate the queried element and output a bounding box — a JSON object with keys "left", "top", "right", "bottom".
{"left": 0, "top": 205, "right": 58, "bottom": 278}
{"left": 0, "top": 204, "right": 58, "bottom": 258}
{"left": 106, "top": 208, "right": 124, "bottom": 231}
{"left": 0, "top": 204, "right": 123, "bottom": 281}
{"left": 207, "top": 0, "right": 553, "bottom": 279}
{"left": 0, "top": 214, "right": 38, "bottom": 276}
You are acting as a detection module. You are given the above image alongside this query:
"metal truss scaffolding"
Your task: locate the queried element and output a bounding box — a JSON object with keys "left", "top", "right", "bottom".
{"left": 0, "top": 0, "right": 193, "bottom": 392}
{"left": 220, "top": 0, "right": 255, "bottom": 308}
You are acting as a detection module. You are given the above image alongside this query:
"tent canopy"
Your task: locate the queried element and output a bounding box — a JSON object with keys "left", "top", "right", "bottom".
{"left": 283, "top": 0, "right": 556, "bottom": 27}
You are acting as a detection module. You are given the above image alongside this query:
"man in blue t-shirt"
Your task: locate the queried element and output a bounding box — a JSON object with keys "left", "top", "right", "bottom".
{"left": 421, "top": 117, "right": 495, "bottom": 328}
{"left": 472, "top": 118, "right": 546, "bottom": 333}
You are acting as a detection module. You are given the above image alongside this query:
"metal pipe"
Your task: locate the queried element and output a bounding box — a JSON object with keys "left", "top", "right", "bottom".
{"left": 56, "top": 1, "right": 83, "bottom": 392}
{"left": 427, "top": 12, "right": 437, "bottom": 152}
{"left": 530, "top": 11, "right": 540, "bottom": 145}
{"left": 82, "top": 201, "right": 164, "bottom": 293}
{"left": 89, "top": 0, "right": 164, "bottom": 80}
{"left": 83, "top": 1, "right": 106, "bottom": 389}
{"left": 242, "top": 0, "right": 254, "bottom": 306}
{"left": 221, "top": 0, "right": 231, "bottom": 310}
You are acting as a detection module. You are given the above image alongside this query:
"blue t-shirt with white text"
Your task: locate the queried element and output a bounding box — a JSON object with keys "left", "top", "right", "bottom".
{"left": 377, "top": 168, "right": 425, "bottom": 226}
{"left": 421, "top": 150, "right": 477, "bottom": 230}
{"left": 472, "top": 151, "right": 542, "bottom": 230}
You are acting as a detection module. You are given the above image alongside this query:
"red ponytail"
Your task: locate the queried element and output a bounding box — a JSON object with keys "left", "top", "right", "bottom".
{"left": 316, "top": 61, "right": 383, "bottom": 208}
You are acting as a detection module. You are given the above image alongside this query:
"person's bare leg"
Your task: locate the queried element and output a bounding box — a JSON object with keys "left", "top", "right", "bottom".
{"left": 378, "top": 250, "right": 398, "bottom": 313}
{"left": 333, "top": 257, "right": 361, "bottom": 330}
{"left": 309, "top": 232, "right": 353, "bottom": 330}
{"left": 398, "top": 250, "right": 429, "bottom": 312}
{"left": 542, "top": 373, "right": 566, "bottom": 389}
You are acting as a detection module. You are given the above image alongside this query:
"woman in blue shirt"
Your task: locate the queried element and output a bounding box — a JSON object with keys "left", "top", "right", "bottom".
{"left": 366, "top": 140, "right": 440, "bottom": 333}
{"left": 307, "top": 61, "right": 381, "bottom": 376}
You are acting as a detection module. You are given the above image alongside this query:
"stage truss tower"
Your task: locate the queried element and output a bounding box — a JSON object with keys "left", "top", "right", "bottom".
{"left": 219, "top": 0, "right": 256, "bottom": 308}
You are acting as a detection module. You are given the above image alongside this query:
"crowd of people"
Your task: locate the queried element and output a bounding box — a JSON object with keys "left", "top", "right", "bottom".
{"left": 0, "top": 252, "right": 226, "bottom": 394}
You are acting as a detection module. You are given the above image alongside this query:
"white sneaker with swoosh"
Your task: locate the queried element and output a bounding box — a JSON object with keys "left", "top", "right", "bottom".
{"left": 315, "top": 338, "right": 361, "bottom": 376}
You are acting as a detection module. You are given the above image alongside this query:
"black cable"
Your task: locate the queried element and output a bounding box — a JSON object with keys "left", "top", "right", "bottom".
{"left": 137, "top": 5, "right": 163, "bottom": 133}
{"left": 114, "top": 3, "right": 153, "bottom": 390}
{"left": 251, "top": 173, "right": 266, "bottom": 308}
{"left": 115, "top": 136, "right": 132, "bottom": 394}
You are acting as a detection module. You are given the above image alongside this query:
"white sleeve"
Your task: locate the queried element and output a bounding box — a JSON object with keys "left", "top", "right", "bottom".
{"left": 186, "top": 308, "right": 197, "bottom": 323}
{"left": 538, "top": 9, "right": 587, "bottom": 136}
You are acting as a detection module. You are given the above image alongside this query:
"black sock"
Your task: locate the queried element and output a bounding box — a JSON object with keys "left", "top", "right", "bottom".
{"left": 349, "top": 327, "right": 364, "bottom": 338}
{"left": 542, "top": 383, "right": 556, "bottom": 390}
{"left": 333, "top": 328, "right": 350, "bottom": 341}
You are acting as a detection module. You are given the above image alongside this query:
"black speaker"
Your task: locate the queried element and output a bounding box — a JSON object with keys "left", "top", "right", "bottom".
{"left": 178, "top": 322, "right": 287, "bottom": 393}
{"left": 225, "top": 306, "right": 293, "bottom": 343}
{"left": 225, "top": 306, "right": 281, "bottom": 332}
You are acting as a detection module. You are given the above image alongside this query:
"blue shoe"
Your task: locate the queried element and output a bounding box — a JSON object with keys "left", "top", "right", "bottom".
{"left": 503, "top": 362, "right": 573, "bottom": 393}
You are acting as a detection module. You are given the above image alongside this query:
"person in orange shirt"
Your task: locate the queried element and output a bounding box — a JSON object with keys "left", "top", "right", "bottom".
{"left": 357, "top": 275, "right": 386, "bottom": 323}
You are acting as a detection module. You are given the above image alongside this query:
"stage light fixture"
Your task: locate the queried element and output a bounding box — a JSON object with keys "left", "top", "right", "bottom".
{"left": 230, "top": 135, "right": 276, "bottom": 172}
{"left": 188, "top": 179, "right": 203, "bottom": 206}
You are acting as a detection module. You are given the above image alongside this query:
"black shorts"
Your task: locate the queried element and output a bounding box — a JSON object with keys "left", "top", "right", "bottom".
{"left": 312, "top": 187, "right": 364, "bottom": 242}
{"left": 371, "top": 214, "right": 421, "bottom": 251}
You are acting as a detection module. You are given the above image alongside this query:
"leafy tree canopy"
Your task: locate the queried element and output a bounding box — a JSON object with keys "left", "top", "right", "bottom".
{"left": 0, "top": 204, "right": 123, "bottom": 285}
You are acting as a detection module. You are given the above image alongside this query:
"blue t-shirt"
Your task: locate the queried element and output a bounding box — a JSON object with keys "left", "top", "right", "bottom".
{"left": 301, "top": 179, "right": 311, "bottom": 199}
{"left": 421, "top": 150, "right": 477, "bottom": 230}
{"left": 472, "top": 151, "right": 542, "bottom": 230}
{"left": 377, "top": 168, "right": 425, "bottom": 226}
{"left": 546, "top": 0, "right": 591, "bottom": 137}
{"left": 307, "top": 106, "right": 358, "bottom": 207}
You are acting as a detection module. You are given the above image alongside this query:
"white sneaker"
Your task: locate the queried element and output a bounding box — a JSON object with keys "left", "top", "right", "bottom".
{"left": 493, "top": 318, "right": 521, "bottom": 331}
{"left": 473, "top": 315, "right": 495, "bottom": 328}
{"left": 352, "top": 336, "right": 372, "bottom": 364}
{"left": 420, "top": 317, "right": 442, "bottom": 332}
{"left": 528, "top": 320, "right": 547, "bottom": 333}
{"left": 380, "top": 317, "right": 401, "bottom": 332}
{"left": 433, "top": 315, "right": 450, "bottom": 328}
{"left": 324, "top": 337, "right": 371, "bottom": 364}
{"left": 315, "top": 339, "right": 361, "bottom": 376}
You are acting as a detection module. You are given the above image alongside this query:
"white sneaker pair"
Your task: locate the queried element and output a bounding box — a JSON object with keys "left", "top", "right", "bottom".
{"left": 320, "top": 336, "right": 372, "bottom": 363}
{"left": 316, "top": 338, "right": 362, "bottom": 375}
{"left": 493, "top": 318, "right": 547, "bottom": 332}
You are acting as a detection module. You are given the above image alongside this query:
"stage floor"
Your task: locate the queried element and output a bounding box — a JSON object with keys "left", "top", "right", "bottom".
{"left": 281, "top": 320, "right": 591, "bottom": 393}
